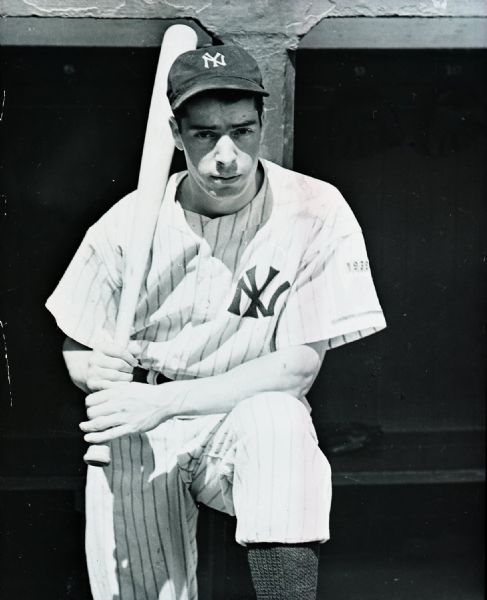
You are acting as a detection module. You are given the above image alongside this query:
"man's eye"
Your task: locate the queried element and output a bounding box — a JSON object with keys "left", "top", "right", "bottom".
{"left": 194, "top": 131, "right": 215, "bottom": 140}
{"left": 233, "top": 128, "right": 253, "bottom": 137}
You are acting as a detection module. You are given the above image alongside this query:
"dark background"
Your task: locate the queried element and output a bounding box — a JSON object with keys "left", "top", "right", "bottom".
{"left": 0, "top": 45, "right": 485, "bottom": 598}
{"left": 296, "top": 49, "right": 486, "bottom": 433}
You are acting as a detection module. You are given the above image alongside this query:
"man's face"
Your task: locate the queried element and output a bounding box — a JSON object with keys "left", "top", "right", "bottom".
{"left": 171, "top": 93, "right": 262, "bottom": 214}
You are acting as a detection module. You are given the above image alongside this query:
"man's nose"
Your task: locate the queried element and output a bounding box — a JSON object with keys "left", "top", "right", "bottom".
{"left": 214, "top": 135, "right": 237, "bottom": 170}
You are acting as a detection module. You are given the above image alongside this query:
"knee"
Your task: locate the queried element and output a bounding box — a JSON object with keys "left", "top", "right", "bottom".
{"left": 230, "top": 392, "right": 314, "bottom": 444}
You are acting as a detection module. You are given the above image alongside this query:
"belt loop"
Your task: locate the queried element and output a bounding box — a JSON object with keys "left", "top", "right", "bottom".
{"left": 147, "top": 370, "right": 159, "bottom": 385}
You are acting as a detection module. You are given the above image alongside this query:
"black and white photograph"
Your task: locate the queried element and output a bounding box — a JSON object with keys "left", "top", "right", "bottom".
{"left": 0, "top": 2, "right": 485, "bottom": 599}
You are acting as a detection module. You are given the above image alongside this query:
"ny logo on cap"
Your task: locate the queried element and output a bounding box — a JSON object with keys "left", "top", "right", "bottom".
{"left": 202, "top": 51, "right": 226, "bottom": 69}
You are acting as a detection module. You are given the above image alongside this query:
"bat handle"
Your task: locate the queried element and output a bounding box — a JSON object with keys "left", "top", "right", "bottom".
{"left": 84, "top": 443, "right": 111, "bottom": 466}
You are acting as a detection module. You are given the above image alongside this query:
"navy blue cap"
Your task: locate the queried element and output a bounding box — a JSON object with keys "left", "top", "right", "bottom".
{"left": 167, "top": 45, "right": 269, "bottom": 111}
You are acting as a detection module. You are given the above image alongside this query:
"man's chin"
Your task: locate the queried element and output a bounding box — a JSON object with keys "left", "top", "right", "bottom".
{"left": 208, "top": 176, "right": 244, "bottom": 191}
{"left": 206, "top": 182, "right": 246, "bottom": 200}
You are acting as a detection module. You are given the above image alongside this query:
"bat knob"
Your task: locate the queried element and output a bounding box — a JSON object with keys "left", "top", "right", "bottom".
{"left": 84, "top": 444, "right": 111, "bottom": 466}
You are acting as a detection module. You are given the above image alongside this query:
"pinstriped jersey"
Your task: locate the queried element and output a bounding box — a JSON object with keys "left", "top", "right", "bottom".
{"left": 46, "top": 159, "right": 386, "bottom": 381}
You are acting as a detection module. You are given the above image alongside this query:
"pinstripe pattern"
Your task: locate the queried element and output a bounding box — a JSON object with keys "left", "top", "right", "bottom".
{"left": 47, "top": 159, "right": 385, "bottom": 599}
{"left": 87, "top": 419, "right": 212, "bottom": 600}
{"left": 46, "top": 160, "right": 385, "bottom": 376}
{"left": 85, "top": 393, "right": 331, "bottom": 600}
{"left": 184, "top": 393, "right": 331, "bottom": 545}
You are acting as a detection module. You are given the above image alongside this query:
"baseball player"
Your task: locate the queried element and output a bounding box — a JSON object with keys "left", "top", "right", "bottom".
{"left": 46, "top": 45, "right": 386, "bottom": 600}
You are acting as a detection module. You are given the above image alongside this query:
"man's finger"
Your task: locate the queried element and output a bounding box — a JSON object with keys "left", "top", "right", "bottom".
{"left": 127, "top": 340, "right": 144, "bottom": 356}
{"left": 93, "top": 354, "right": 135, "bottom": 373}
{"left": 96, "top": 343, "right": 138, "bottom": 367}
{"left": 87, "top": 379, "right": 130, "bottom": 393}
{"left": 80, "top": 414, "right": 126, "bottom": 433}
{"left": 86, "top": 381, "right": 131, "bottom": 404}
{"left": 84, "top": 424, "right": 133, "bottom": 444}
{"left": 97, "top": 367, "right": 133, "bottom": 382}
{"left": 85, "top": 388, "right": 113, "bottom": 406}
{"left": 86, "top": 401, "right": 119, "bottom": 420}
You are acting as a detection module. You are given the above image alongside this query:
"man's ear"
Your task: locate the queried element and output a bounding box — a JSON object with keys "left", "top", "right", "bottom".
{"left": 169, "top": 116, "right": 184, "bottom": 151}
{"left": 259, "top": 109, "right": 265, "bottom": 142}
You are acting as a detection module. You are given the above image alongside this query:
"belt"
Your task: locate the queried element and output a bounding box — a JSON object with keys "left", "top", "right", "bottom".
{"left": 132, "top": 366, "right": 173, "bottom": 385}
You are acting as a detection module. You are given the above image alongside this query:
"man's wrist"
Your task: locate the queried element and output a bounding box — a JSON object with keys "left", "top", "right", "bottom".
{"left": 155, "top": 379, "right": 197, "bottom": 419}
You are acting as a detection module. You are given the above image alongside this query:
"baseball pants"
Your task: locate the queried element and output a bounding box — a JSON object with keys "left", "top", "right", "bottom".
{"left": 85, "top": 392, "right": 332, "bottom": 600}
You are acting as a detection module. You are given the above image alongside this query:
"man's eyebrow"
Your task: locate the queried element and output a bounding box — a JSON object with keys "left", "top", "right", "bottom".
{"left": 231, "top": 119, "right": 258, "bottom": 128}
{"left": 188, "top": 124, "right": 219, "bottom": 131}
{"left": 188, "top": 119, "right": 258, "bottom": 131}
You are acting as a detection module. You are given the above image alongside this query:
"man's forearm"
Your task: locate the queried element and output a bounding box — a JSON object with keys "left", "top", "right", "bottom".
{"left": 79, "top": 342, "right": 326, "bottom": 444}
{"left": 168, "top": 344, "right": 322, "bottom": 418}
{"left": 62, "top": 337, "right": 91, "bottom": 393}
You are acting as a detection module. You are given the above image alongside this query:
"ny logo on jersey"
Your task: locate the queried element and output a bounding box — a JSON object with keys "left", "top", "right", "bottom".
{"left": 228, "top": 266, "right": 291, "bottom": 319}
{"left": 202, "top": 51, "right": 226, "bottom": 69}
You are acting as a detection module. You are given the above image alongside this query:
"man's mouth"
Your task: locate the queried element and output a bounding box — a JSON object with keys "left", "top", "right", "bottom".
{"left": 211, "top": 174, "right": 241, "bottom": 183}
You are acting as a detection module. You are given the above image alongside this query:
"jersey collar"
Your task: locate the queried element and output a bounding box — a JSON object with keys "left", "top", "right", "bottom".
{"left": 160, "top": 159, "right": 272, "bottom": 236}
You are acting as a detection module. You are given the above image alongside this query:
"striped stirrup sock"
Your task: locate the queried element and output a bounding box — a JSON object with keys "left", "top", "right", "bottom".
{"left": 247, "top": 542, "right": 320, "bottom": 600}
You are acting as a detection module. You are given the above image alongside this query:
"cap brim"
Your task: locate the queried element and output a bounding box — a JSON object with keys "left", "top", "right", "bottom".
{"left": 171, "top": 76, "right": 269, "bottom": 111}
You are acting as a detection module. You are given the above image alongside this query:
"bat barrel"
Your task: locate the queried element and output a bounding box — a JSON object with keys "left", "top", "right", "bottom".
{"left": 83, "top": 24, "right": 198, "bottom": 467}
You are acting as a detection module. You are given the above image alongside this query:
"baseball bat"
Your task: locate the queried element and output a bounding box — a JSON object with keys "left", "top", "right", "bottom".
{"left": 83, "top": 24, "right": 198, "bottom": 467}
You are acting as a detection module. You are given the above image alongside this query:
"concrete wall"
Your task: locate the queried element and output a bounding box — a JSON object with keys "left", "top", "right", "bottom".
{"left": 2, "top": 0, "right": 486, "bottom": 164}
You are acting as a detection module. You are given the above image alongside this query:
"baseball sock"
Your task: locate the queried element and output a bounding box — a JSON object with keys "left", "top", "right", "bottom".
{"left": 246, "top": 542, "right": 320, "bottom": 600}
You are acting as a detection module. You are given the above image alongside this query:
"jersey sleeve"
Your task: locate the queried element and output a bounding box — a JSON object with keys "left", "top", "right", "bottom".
{"left": 45, "top": 194, "right": 134, "bottom": 348}
{"left": 274, "top": 204, "right": 386, "bottom": 351}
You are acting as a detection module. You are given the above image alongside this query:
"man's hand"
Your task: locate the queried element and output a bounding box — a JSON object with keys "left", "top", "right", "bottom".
{"left": 85, "top": 342, "right": 138, "bottom": 392}
{"left": 80, "top": 380, "right": 191, "bottom": 444}
{"left": 62, "top": 337, "right": 138, "bottom": 394}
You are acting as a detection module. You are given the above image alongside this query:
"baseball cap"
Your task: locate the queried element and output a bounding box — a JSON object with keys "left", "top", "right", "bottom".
{"left": 167, "top": 44, "right": 269, "bottom": 111}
